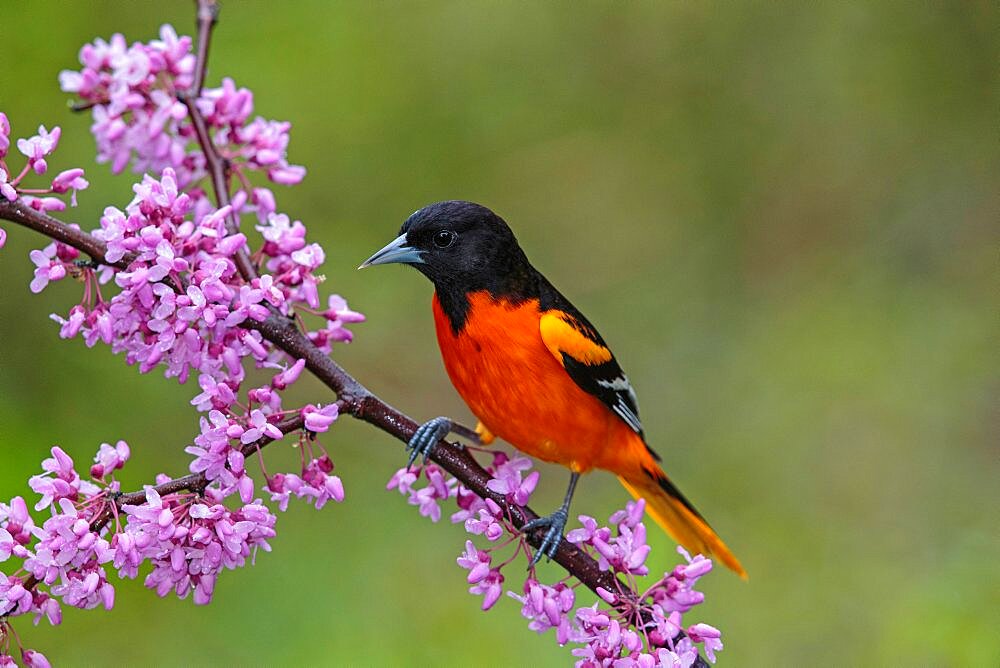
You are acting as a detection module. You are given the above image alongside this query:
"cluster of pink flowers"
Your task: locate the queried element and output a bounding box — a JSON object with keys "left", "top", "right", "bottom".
{"left": 0, "top": 111, "right": 90, "bottom": 249}
{"left": 59, "top": 26, "right": 303, "bottom": 189}
{"left": 36, "top": 166, "right": 361, "bottom": 394}
{"left": 0, "top": 442, "right": 282, "bottom": 628}
{"left": 264, "top": 429, "right": 346, "bottom": 512}
{"left": 117, "top": 486, "right": 275, "bottom": 604}
{"left": 34, "top": 23, "right": 362, "bottom": 408}
{"left": 0, "top": 21, "right": 366, "bottom": 661}
{"left": 389, "top": 454, "right": 724, "bottom": 666}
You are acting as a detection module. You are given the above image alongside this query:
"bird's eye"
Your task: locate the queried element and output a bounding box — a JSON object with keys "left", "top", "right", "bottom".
{"left": 433, "top": 230, "right": 457, "bottom": 248}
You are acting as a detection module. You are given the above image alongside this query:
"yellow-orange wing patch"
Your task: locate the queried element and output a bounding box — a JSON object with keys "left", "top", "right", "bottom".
{"left": 539, "top": 311, "right": 613, "bottom": 366}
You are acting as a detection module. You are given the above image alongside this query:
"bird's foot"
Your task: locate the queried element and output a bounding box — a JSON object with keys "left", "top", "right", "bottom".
{"left": 406, "top": 417, "right": 482, "bottom": 469}
{"left": 523, "top": 507, "right": 569, "bottom": 565}
{"left": 407, "top": 416, "right": 452, "bottom": 469}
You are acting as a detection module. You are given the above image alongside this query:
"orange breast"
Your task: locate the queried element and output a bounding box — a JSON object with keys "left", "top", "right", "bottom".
{"left": 433, "top": 291, "right": 622, "bottom": 473}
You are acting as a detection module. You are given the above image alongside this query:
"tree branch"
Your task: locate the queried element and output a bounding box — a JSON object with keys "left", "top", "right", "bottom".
{"left": 0, "top": 200, "right": 122, "bottom": 267}
{"left": 0, "top": 197, "right": 626, "bottom": 606}
{"left": 190, "top": 0, "right": 219, "bottom": 95}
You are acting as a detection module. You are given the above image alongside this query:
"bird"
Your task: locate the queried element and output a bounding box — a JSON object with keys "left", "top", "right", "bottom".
{"left": 360, "top": 200, "right": 746, "bottom": 578}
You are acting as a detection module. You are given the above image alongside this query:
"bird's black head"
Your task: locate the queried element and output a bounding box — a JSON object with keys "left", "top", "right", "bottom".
{"left": 361, "top": 201, "right": 535, "bottom": 298}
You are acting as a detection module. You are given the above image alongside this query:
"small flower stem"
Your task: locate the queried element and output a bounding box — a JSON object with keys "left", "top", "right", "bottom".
{"left": 10, "top": 163, "right": 32, "bottom": 188}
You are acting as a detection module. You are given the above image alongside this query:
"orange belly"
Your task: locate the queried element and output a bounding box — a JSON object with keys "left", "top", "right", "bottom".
{"left": 433, "top": 291, "right": 626, "bottom": 473}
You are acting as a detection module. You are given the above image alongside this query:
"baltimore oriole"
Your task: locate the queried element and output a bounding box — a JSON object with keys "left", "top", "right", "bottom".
{"left": 361, "top": 201, "right": 746, "bottom": 577}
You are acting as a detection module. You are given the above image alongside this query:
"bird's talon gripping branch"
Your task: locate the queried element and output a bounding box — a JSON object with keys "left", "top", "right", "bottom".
{"left": 407, "top": 416, "right": 451, "bottom": 468}
{"left": 523, "top": 471, "right": 580, "bottom": 565}
{"left": 523, "top": 507, "right": 569, "bottom": 565}
{"left": 406, "top": 416, "right": 481, "bottom": 469}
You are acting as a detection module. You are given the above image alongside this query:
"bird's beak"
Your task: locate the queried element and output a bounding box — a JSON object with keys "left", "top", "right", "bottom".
{"left": 358, "top": 234, "right": 425, "bottom": 269}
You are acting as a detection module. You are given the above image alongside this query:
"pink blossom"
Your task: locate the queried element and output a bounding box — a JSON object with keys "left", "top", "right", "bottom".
{"left": 17, "top": 125, "right": 61, "bottom": 174}
{"left": 0, "top": 20, "right": 366, "bottom": 654}
{"left": 240, "top": 409, "right": 283, "bottom": 444}
{"left": 0, "top": 497, "right": 36, "bottom": 548}
{"left": 484, "top": 453, "right": 539, "bottom": 506}
{"left": 386, "top": 467, "right": 418, "bottom": 494}
{"left": 268, "top": 164, "right": 306, "bottom": 185}
{"left": 566, "top": 514, "right": 600, "bottom": 544}
{"left": 27, "top": 247, "right": 65, "bottom": 293}
{"left": 457, "top": 540, "right": 491, "bottom": 583}
{"left": 0, "top": 112, "right": 10, "bottom": 158}
{"left": 271, "top": 358, "right": 305, "bottom": 390}
{"left": 298, "top": 457, "right": 345, "bottom": 508}
{"left": 0, "top": 528, "right": 14, "bottom": 562}
{"left": 50, "top": 168, "right": 89, "bottom": 206}
{"left": 268, "top": 456, "right": 344, "bottom": 510}
{"left": 121, "top": 487, "right": 276, "bottom": 604}
{"left": 185, "top": 410, "right": 235, "bottom": 481}
{"left": 257, "top": 213, "right": 306, "bottom": 254}
{"left": 22, "top": 196, "right": 67, "bottom": 213}
{"left": 25, "top": 498, "right": 114, "bottom": 606}
{"left": 463, "top": 501, "right": 504, "bottom": 542}
{"left": 686, "top": 623, "right": 723, "bottom": 663}
{"left": 319, "top": 294, "right": 366, "bottom": 343}
{"left": 191, "top": 374, "right": 237, "bottom": 412}
{"left": 62, "top": 28, "right": 303, "bottom": 190}
{"left": 469, "top": 568, "right": 504, "bottom": 611}
{"left": 509, "top": 579, "right": 575, "bottom": 643}
{"left": 90, "top": 440, "right": 131, "bottom": 479}
{"left": 21, "top": 650, "right": 52, "bottom": 668}
{"left": 0, "top": 168, "right": 16, "bottom": 202}
{"left": 302, "top": 402, "right": 339, "bottom": 432}
{"left": 27, "top": 446, "right": 99, "bottom": 511}
{"left": 388, "top": 464, "right": 456, "bottom": 522}
{"left": 457, "top": 541, "right": 504, "bottom": 609}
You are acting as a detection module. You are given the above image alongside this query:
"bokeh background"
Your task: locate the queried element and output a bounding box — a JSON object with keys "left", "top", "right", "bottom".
{"left": 1, "top": 2, "right": 997, "bottom": 665}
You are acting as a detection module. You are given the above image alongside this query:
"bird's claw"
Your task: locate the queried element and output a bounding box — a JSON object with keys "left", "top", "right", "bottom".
{"left": 523, "top": 508, "right": 569, "bottom": 565}
{"left": 406, "top": 416, "right": 454, "bottom": 469}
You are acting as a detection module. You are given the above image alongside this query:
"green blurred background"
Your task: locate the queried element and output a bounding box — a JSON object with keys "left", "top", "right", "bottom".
{"left": 1, "top": 1, "right": 997, "bottom": 665}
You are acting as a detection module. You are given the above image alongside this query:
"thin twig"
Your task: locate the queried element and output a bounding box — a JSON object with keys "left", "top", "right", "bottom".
{"left": 179, "top": 0, "right": 259, "bottom": 283}
{"left": 191, "top": 0, "right": 219, "bottom": 95}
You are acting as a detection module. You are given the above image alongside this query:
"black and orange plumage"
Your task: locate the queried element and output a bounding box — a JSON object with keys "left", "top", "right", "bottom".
{"left": 362, "top": 201, "right": 746, "bottom": 578}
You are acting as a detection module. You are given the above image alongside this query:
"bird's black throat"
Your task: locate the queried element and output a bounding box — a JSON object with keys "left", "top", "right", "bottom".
{"left": 430, "top": 250, "right": 540, "bottom": 335}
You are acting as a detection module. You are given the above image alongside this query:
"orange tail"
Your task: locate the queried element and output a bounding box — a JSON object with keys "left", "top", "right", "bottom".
{"left": 618, "top": 465, "right": 747, "bottom": 580}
